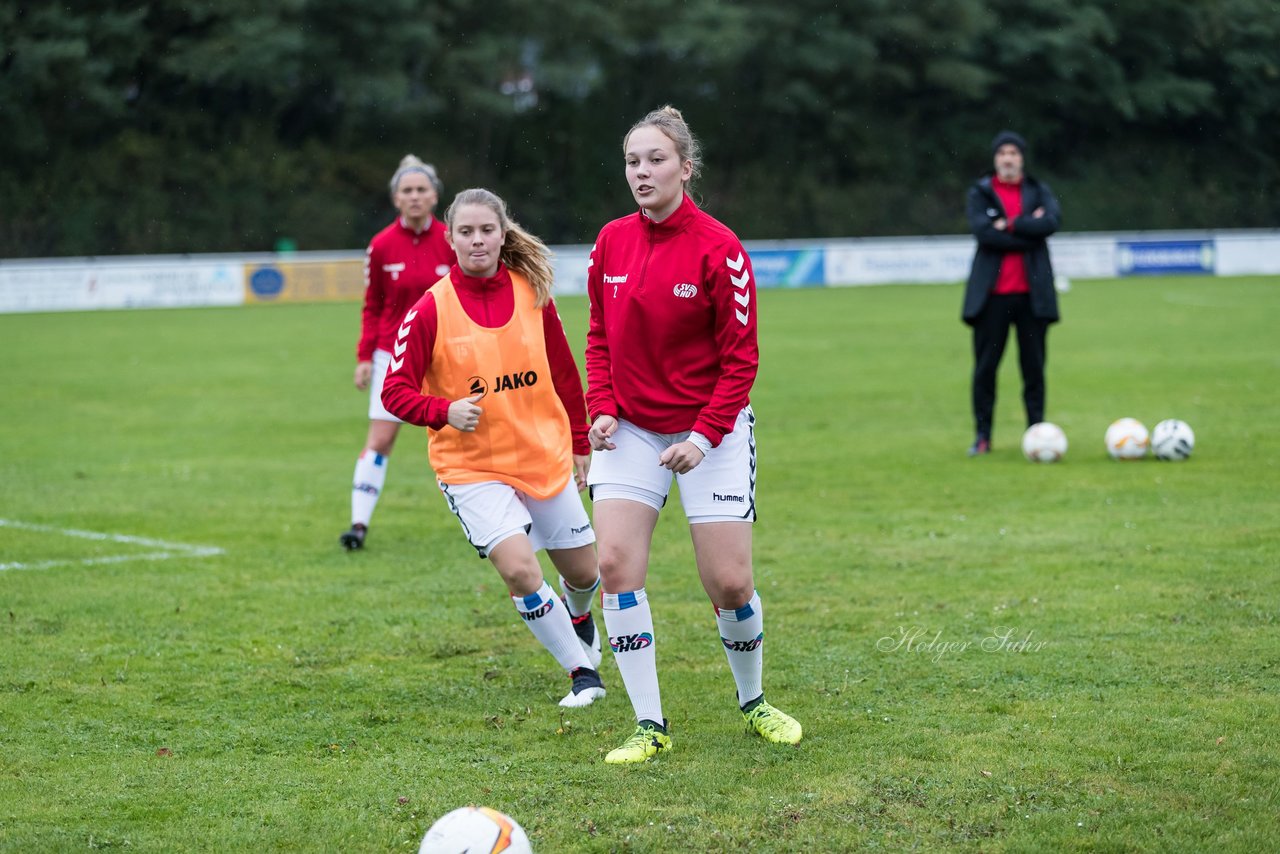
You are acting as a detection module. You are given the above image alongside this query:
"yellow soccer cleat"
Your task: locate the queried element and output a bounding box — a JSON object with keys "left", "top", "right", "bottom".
{"left": 604, "top": 719, "right": 672, "bottom": 764}
{"left": 743, "top": 700, "right": 802, "bottom": 745}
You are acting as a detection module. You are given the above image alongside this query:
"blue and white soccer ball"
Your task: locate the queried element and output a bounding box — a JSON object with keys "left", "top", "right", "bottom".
{"left": 1022, "top": 422, "right": 1068, "bottom": 463}
{"left": 419, "top": 806, "right": 532, "bottom": 854}
{"left": 1152, "top": 419, "right": 1195, "bottom": 461}
{"left": 1105, "top": 417, "right": 1150, "bottom": 460}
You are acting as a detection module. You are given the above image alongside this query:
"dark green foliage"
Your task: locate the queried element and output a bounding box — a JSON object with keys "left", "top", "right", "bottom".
{"left": 1, "top": 0, "right": 1277, "bottom": 256}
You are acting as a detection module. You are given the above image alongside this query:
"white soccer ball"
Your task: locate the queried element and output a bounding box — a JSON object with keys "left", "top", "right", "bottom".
{"left": 1022, "top": 422, "right": 1068, "bottom": 462}
{"left": 420, "top": 806, "right": 532, "bottom": 854}
{"left": 1152, "top": 419, "right": 1195, "bottom": 461}
{"left": 1105, "top": 418, "right": 1150, "bottom": 460}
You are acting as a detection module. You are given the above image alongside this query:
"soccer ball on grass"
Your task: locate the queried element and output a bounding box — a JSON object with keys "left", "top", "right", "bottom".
{"left": 1151, "top": 419, "right": 1195, "bottom": 461}
{"left": 419, "top": 806, "right": 532, "bottom": 854}
{"left": 1105, "top": 418, "right": 1150, "bottom": 460}
{"left": 1022, "top": 422, "right": 1068, "bottom": 463}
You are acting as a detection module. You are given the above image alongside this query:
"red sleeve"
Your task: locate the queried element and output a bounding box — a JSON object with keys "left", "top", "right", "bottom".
{"left": 692, "top": 241, "right": 759, "bottom": 446}
{"left": 542, "top": 299, "right": 590, "bottom": 455}
{"left": 583, "top": 237, "right": 616, "bottom": 422}
{"left": 357, "top": 239, "right": 384, "bottom": 361}
{"left": 379, "top": 293, "right": 452, "bottom": 428}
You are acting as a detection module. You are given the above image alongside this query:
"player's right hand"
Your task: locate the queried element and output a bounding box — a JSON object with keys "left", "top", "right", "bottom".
{"left": 354, "top": 360, "right": 373, "bottom": 390}
{"left": 589, "top": 415, "right": 618, "bottom": 451}
{"left": 447, "top": 395, "right": 484, "bottom": 432}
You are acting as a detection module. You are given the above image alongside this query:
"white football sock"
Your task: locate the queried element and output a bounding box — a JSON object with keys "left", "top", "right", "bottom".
{"left": 513, "top": 581, "right": 591, "bottom": 673}
{"left": 602, "top": 588, "right": 663, "bottom": 723}
{"left": 351, "top": 449, "right": 388, "bottom": 526}
{"left": 716, "top": 590, "right": 764, "bottom": 707}
{"left": 559, "top": 573, "right": 600, "bottom": 617}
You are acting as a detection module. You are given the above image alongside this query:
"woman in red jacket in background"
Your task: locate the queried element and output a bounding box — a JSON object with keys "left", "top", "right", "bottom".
{"left": 341, "top": 155, "right": 454, "bottom": 551}
{"left": 381, "top": 188, "right": 605, "bottom": 708}
{"left": 585, "top": 106, "right": 802, "bottom": 763}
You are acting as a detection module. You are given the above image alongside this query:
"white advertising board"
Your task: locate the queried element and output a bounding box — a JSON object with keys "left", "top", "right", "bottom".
{"left": 549, "top": 245, "right": 592, "bottom": 296}
{"left": 1047, "top": 235, "right": 1116, "bottom": 279}
{"left": 0, "top": 260, "right": 243, "bottom": 314}
{"left": 1214, "top": 232, "right": 1280, "bottom": 276}
{"left": 824, "top": 237, "right": 974, "bottom": 286}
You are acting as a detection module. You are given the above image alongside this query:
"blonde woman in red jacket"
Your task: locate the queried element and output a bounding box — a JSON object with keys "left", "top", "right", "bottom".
{"left": 585, "top": 106, "right": 802, "bottom": 763}
{"left": 381, "top": 188, "right": 606, "bottom": 708}
{"left": 341, "top": 155, "right": 454, "bottom": 551}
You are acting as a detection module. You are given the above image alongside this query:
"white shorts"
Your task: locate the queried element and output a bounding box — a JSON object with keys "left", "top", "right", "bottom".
{"left": 587, "top": 406, "right": 756, "bottom": 523}
{"left": 439, "top": 477, "right": 596, "bottom": 558}
{"left": 367, "top": 349, "right": 402, "bottom": 422}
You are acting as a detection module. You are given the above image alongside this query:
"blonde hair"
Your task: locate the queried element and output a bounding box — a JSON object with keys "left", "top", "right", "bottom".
{"left": 389, "top": 154, "right": 443, "bottom": 201}
{"left": 624, "top": 105, "right": 702, "bottom": 191}
{"left": 444, "top": 188, "right": 555, "bottom": 308}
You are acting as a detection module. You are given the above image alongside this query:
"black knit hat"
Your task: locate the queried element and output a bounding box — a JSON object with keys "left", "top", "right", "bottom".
{"left": 991, "top": 130, "right": 1027, "bottom": 156}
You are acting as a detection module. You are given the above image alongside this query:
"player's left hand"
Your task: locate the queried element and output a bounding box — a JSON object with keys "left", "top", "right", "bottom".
{"left": 659, "top": 441, "right": 704, "bottom": 474}
{"left": 572, "top": 454, "right": 591, "bottom": 491}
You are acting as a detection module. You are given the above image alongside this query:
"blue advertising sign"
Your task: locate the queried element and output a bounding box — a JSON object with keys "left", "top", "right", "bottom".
{"left": 249, "top": 265, "right": 286, "bottom": 298}
{"left": 1116, "top": 241, "right": 1215, "bottom": 275}
{"left": 747, "top": 248, "right": 825, "bottom": 288}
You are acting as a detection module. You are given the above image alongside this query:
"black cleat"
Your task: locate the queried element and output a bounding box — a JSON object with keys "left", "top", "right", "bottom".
{"left": 339, "top": 523, "right": 367, "bottom": 550}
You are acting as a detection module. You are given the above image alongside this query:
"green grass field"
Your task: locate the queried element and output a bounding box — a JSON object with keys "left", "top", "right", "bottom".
{"left": 1, "top": 276, "right": 1278, "bottom": 852}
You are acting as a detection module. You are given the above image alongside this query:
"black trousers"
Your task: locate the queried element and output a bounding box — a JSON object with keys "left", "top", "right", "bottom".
{"left": 971, "top": 293, "right": 1049, "bottom": 439}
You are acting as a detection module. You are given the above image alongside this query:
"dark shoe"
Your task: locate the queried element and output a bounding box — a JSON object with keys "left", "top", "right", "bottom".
{"left": 559, "top": 667, "right": 606, "bottom": 708}
{"left": 967, "top": 437, "right": 991, "bottom": 457}
{"left": 565, "top": 600, "right": 603, "bottom": 668}
{"left": 339, "top": 523, "right": 367, "bottom": 550}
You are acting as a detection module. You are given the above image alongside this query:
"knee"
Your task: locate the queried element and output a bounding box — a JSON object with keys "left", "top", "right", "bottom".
{"left": 596, "top": 546, "right": 626, "bottom": 582}
{"left": 710, "top": 578, "right": 755, "bottom": 611}
{"left": 596, "top": 544, "right": 641, "bottom": 589}
{"left": 502, "top": 562, "right": 544, "bottom": 598}
{"left": 558, "top": 547, "right": 600, "bottom": 587}
{"left": 492, "top": 550, "right": 544, "bottom": 597}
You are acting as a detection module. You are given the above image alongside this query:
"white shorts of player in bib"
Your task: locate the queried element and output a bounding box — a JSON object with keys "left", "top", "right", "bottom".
{"left": 367, "top": 348, "right": 403, "bottom": 422}
{"left": 587, "top": 406, "right": 756, "bottom": 523}
{"left": 439, "top": 477, "right": 596, "bottom": 558}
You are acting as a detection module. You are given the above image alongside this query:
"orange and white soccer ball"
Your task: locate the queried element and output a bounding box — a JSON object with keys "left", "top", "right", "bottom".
{"left": 419, "top": 806, "right": 532, "bottom": 854}
{"left": 1022, "top": 422, "right": 1068, "bottom": 462}
{"left": 1105, "top": 418, "right": 1150, "bottom": 460}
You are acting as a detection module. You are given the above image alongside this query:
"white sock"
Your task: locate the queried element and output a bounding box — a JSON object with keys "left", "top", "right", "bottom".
{"left": 602, "top": 588, "right": 662, "bottom": 723}
{"left": 559, "top": 573, "right": 600, "bottom": 618}
{"left": 716, "top": 590, "right": 764, "bottom": 707}
{"left": 513, "top": 581, "right": 591, "bottom": 673}
{"left": 351, "top": 449, "right": 388, "bottom": 526}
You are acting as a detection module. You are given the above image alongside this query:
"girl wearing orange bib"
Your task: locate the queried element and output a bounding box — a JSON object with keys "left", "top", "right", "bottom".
{"left": 381, "top": 188, "right": 605, "bottom": 708}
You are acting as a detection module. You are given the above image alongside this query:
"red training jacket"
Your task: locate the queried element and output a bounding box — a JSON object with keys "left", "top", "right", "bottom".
{"left": 586, "top": 194, "right": 758, "bottom": 447}
{"left": 380, "top": 264, "right": 590, "bottom": 456}
{"left": 357, "top": 217, "right": 454, "bottom": 361}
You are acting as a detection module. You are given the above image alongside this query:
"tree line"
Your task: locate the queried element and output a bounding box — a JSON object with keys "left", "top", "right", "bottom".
{"left": 2, "top": 0, "right": 1276, "bottom": 258}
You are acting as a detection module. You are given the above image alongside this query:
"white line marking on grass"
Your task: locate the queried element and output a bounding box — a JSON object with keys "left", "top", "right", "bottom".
{"left": 0, "top": 518, "right": 224, "bottom": 571}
